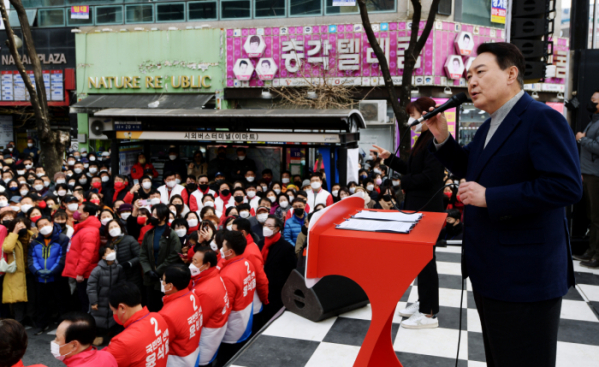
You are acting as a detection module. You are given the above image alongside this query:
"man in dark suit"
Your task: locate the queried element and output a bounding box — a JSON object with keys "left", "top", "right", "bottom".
{"left": 427, "top": 43, "right": 582, "bottom": 367}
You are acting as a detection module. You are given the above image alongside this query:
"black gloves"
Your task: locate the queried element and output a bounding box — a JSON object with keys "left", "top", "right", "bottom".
{"left": 145, "top": 270, "right": 160, "bottom": 280}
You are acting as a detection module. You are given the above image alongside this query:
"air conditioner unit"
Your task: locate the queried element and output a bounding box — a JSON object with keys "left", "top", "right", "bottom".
{"left": 359, "top": 100, "right": 387, "bottom": 124}
{"left": 88, "top": 117, "right": 114, "bottom": 140}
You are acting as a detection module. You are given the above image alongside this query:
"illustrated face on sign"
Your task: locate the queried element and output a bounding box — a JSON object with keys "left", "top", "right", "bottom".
{"left": 233, "top": 58, "right": 255, "bottom": 81}
{"left": 455, "top": 31, "right": 475, "bottom": 56}
{"left": 445, "top": 56, "right": 465, "bottom": 80}
{"left": 243, "top": 35, "right": 266, "bottom": 58}
{"left": 261, "top": 60, "right": 270, "bottom": 74}
{"left": 256, "top": 58, "right": 278, "bottom": 81}
{"left": 453, "top": 59, "right": 461, "bottom": 72}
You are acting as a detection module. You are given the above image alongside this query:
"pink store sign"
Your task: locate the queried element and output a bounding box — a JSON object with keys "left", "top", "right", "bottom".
{"left": 226, "top": 22, "right": 567, "bottom": 88}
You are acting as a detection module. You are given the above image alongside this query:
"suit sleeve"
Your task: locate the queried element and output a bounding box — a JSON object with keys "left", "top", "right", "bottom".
{"left": 386, "top": 155, "right": 409, "bottom": 174}
{"left": 76, "top": 229, "right": 97, "bottom": 277}
{"left": 429, "top": 135, "right": 472, "bottom": 179}
{"left": 400, "top": 149, "right": 446, "bottom": 191}
{"left": 486, "top": 108, "right": 583, "bottom": 220}
{"left": 87, "top": 268, "right": 99, "bottom": 306}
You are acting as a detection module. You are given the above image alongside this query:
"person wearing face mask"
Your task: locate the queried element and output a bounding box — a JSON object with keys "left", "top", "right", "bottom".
{"left": 162, "top": 148, "right": 187, "bottom": 181}
{"left": 139, "top": 204, "right": 182, "bottom": 312}
{"left": 283, "top": 198, "right": 306, "bottom": 246}
{"left": 189, "top": 174, "right": 216, "bottom": 213}
{"left": 185, "top": 212, "right": 200, "bottom": 234}
{"left": 62, "top": 202, "right": 102, "bottom": 313}
{"left": 3, "top": 217, "right": 34, "bottom": 326}
{"left": 157, "top": 171, "right": 188, "bottom": 205}
{"left": 123, "top": 176, "right": 154, "bottom": 205}
{"left": 187, "top": 150, "right": 208, "bottom": 179}
{"left": 257, "top": 215, "right": 296, "bottom": 322}
{"left": 105, "top": 219, "right": 142, "bottom": 292}
{"left": 294, "top": 212, "right": 313, "bottom": 260}
{"left": 245, "top": 183, "right": 260, "bottom": 212}
{"left": 105, "top": 282, "right": 170, "bottom": 367}
{"left": 28, "top": 216, "right": 70, "bottom": 335}
{"left": 102, "top": 175, "right": 129, "bottom": 208}
{"left": 87, "top": 246, "right": 125, "bottom": 346}
{"left": 390, "top": 173, "right": 405, "bottom": 204}
{"left": 207, "top": 146, "right": 234, "bottom": 181}
{"left": 214, "top": 182, "right": 235, "bottom": 215}
{"left": 130, "top": 153, "right": 158, "bottom": 185}
{"left": 231, "top": 147, "right": 257, "bottom": 182}
{"left": 157, "top": 264, "right": 202, "bottom": 367}
{"left": 374, "top": 186, "right": 399, "bottom": 210}
{"left": 243, "top": 169, "right": 257, "bottom": 188}
{"left": 188, "top": 246, "right": 231, "bottom": 366}
{"left": 305, "top": 172, "right": 333, "bottom": 213}
{"left": 371, "top": 97, "right": 444, "bottom": 330}
{"left": 574, "top": 90, "right": 599, "bottom": 268}
{"left": 50, "top": 312, "right": 118, "bottom": 367}
{"left": 274, "top": 193, "right": 291, "bottom": 221}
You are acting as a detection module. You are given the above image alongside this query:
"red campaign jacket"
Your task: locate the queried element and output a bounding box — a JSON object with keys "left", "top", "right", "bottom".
{"left": 159, "top": 289, "right": 202, "bottom": 362}
{"left": 62, "top": 216, "right": 101, "bottom": 279}
{"left": 105, "top": 307, "right": 170, "bottom": 367}
{"left": 244, "top": 234, "right": 269, "bottom": 305}
{"left": 131, "top": 162, "right": 158, "bottom": 180}
{"left": 64, "top": 346, "right": 117, "bottom": 367}
{"left": 220, "top": 255, "right": 256, "bottom": 343}
{"left": 189, "top": 267, "right": 229, "bottom": 329}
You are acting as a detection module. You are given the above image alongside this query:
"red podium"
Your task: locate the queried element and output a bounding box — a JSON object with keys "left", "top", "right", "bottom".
{"left": 305, "top": 196, "right": 447, "bottom": 367}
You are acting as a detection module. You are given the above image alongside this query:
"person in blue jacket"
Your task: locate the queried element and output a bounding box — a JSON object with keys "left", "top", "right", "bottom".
{"left": 426, "top": 43, "right": 582, "bottom": 367}
{"left": 283, "top": 198, "right": 307, "bottom": 245}
{"left": 22, "top": 137, "right": 40, "bottom": 162}
{"left": 28, "top": 216, "right": 70, "bottom": 335}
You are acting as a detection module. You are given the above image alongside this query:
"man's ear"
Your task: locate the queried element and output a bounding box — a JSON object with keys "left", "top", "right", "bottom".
{"left": 507, "top": 65, "right": 519, "bottom": 85}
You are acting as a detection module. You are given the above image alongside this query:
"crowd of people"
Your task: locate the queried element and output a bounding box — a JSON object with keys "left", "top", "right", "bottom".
{"left": 0, "top": 125, "right": 465, "bottom": 367}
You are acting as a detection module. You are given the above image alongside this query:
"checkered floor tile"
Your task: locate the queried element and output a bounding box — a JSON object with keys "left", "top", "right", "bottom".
{"left": 229, "top": 246, "right": 599, "bottom": 367}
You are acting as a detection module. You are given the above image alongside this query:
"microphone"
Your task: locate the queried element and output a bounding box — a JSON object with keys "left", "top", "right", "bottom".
{"left": 408, "top": 92, "right": 470, "bottom": 127}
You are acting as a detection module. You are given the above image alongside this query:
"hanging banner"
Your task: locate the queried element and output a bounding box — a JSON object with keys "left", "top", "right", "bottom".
{"left": 71, "top": 6, "right": 89, "bottom": 19}
{"left": 491, "top": 0, "right": 507, "bottom": 24}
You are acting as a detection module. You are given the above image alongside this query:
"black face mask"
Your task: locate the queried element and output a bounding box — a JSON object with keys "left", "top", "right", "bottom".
{"left": 148, "top": 217, "right": 159, "bottom": 226}
{"left": 218, "top": 153, "right": 226, "bottom": 159}
{"left": 586, "top": 100, "right": 598, "bottom": 113}
{"left": 215, "top": 180, "right": 224, "bottom": 186}
{"left": 294, "top": 181, "right": 302, "bottom": 187}
{"left": 57, "top": 222, "right": 67, "bottom": 230}
{"left": 256, "top": 191, "right": 265, "bottom": 199}
{"left": 301, "top": 225, "right": 308, "bottom": 235}
{"left": 18, "top": 228, "right": 27, "bottom": 237}
{"left": 174, "top": 204, "right": 183, "bottom": 211}
{"left": 234, "top": 196, "right": 244, "bottom": 203}
{"left": 186, "top": 184, "right": 197, "bottom": 192}
{"left": 294, "top": 208, "right": 305, "bottom": 217}
{"left": 2, "top": 219, "right": 11, "bottom": 227}
{"left": 199, "top": 184, "right": 209, "bottom": 191}
{"left": 382, "top": 194, "right": 392, "bottom": 202}
{"left": 221, "top": 189, "right": 230, "bottom": 197}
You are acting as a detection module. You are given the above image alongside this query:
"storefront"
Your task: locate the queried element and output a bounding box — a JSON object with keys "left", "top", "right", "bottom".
{"left": 0, "top": 28, "right": 76, "bottom": 153}
{"left": 72, "top": 28, "right": 363, "bottom": 184}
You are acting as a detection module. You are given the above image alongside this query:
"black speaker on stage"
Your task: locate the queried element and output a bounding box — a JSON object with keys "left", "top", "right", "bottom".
{"left": 508, "top": 0, "right": 555, "bottom": 82}
{"left": 281, "top": 270, "right": 370, "bottom": 322}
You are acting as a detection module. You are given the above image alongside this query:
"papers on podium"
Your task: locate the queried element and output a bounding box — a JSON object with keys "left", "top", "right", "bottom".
{"left": 352, "top": 210, "right": 423, "bottom": 222}
{"left": 336, "top": 218, "right": 415, "bottom": 234}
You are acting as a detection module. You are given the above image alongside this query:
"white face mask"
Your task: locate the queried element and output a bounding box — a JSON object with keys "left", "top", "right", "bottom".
{"left": 175, "top": 228, "right": 187, "bottom": 237}
{"left": 89, "top": 168, "right": 97, "bottom": 174}
{"left": 189, "top": 263, "right": 201, "bottom": 276}
{"left": 56, "top": 179, "right": 66, "bottom": 184}
{"left": 20, "top": 190, "right": 29, "bottom": 196}
{"left": 11, "top": 205, "right": 20, "bottom": 212}
{"left": 210, "top": 240, "right": 218, "bottom": 251}
{"left": 288, "top": 195, "right": 295, "bottom": 201}
{"left": 332, "top": 190, "right": 339, "bottom": 197}
{"left": 20, "top": 204, "right": 32, "bottom": 213}
{"left": 279, "top": 201, "right": 289, "bottom": 208}
{"left": 238, "top": 155, "right": 246, "bottom": 161}
{"left": 187, "top": 218, "right": 198, "bottom": 228}
{"left": 151, "top": 198, "right": 161, "bottom": 205}
{"left": 101, "top": 218, "right": 111, "bottom": 226}
{"left": 142, "top": 182, "right": 152, "bottom": 190}
{"left": 413, "top": 122, "right": 423, "bottom": 133}
{"left": 106, "top": 252, "right": 116, "bottom": 261}
{"left": 51, "top": 341, "right": 72, "bottom": 361}
{"left": 89, "top": 156, "right": 96, "bottom": 161}
{"left": 109, "top": 227, "right": 122, "bottom": 237}
{"left": 392, "top": 180, "right": 400, "bottom": 187}
{"left": 273, "top": 189, "right": 281, "bottom": 195}
{"left": 166, "top": 180, "right": 176, "bottom": 188}
{"left": 84, "top": 164, "right": 89, "bottom": 169}
{"left": 282, "top": 178, "right": 290, "bottom": 184}
{"left": 261, "top": 185, "right": 268, "bottom": 191}
{"left": 17, "top": 170, "right": 25, "bottom": 175}
{"left": 175, "top": 178, "right": 181, "bottom": 185}
{"left": 67, "top": 203, "right": 78, "bottom": 212}
{"left": 169, "top": 155, "right": 177, "bottom": 161}
{"left": 40, "top": 225, "right": 53, "bottom": 236}
{"left": 204, "top": 201, "right": 214, "bottom": 207}
{"left": 408, "top": 117, "right": 417, "bottom": 126}
{"left": 373, "top": 168, "right": 382, "bottom": 175}
{"left": 79, "top": 179, "right": 87, "bottom": 184}
{"left": 58, "top": 190, "right": 67, "bottom": 196}
{"left": 160, "top": 281, "right": 166, "bottom": 293}
{"left": 239, "top": 211, "right": 250, "bottom": 218}
{"left": 366, "top": 184, "right": 374, "bottom": 191}
{"left": 0, "top": 200, "right": 7, "bottom": 207}
{"left": 44, "top": 181, "right": 50, "bottom": 187}
{"left": 268, "top": 196, "right": 276, "bottom": 203}
{"left": 257, "top": 213, "right": 268, "bottom": 223}
{"left": 74, "top": 168, "right": 82, "bottom": 174}
{"left": 263, "top": 226, "right": 274, "bottom": 238}
{"left": 101, "top": 176, "right": 110, "bottom": 182}
{"left": 246, "top": 176, "right": 255, "bottom": 182}
{"left": 247, "top": 190, "right": 256, "bottom": 198}
{"left": 25, "top": 164, "right": 33, "bottom": 169}
{"left": 27, "top": 143, "right": 33, "bottom": 148}
{"left": 120, "top": 212, "right": 131, "bottom": 220}
{"left": 226, "top": 224, "right": 233, "bottom": 231}
{"left": 311, "top": 181, "right": 321, "bottom": 190}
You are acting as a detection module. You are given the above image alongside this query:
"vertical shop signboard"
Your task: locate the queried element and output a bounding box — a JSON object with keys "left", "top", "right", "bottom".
{"left": 13, "top": 71, "right": 26, "bottom": 101}
{"left": 50, "top": 70, "right": 64, "bottom": 101}
{"left": 1, "top": 71, "right": 13, "bottom": 101}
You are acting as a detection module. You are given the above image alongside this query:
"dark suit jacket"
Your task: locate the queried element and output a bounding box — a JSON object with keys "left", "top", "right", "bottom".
{"left": 258, "top": 236, "right": 297, "bottom": 319}
{"left": 430, "top": 92, "right": 582, "bottom": 302}
{"left": 387, "top": 130, "right": 445, "bottom": 212}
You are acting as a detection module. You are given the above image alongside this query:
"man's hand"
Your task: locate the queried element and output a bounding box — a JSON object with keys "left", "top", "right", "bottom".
{"left": 424, "top": 107, "right": 450, "bottom": 144}
{"left": 130, "top": 184, "right": 140, "bottom": 194}
{"left": 457, "top": 181, "right": 487, "bottom": 207}
{"left": 576, "top": 132, "right": 586, "bottom": 140}
{"left": 76, "top": 275, "right": 84, "bottom": 283}
{"left": 370, "top": 145, "right": 391, "bottom": 159}
{"left": 91, "top": 304, "right": 99, "bottom": 311}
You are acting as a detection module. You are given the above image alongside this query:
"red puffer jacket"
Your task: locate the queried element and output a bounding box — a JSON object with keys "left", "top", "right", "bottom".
{"left": 62, "top": 216, "right": 102, "bottom": 279}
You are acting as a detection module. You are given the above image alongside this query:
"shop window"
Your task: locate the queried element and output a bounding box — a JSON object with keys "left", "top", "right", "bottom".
{"left": 188, "top": 1, "right": 217, "bottom": 20}
{"left": 255, "top": 0, "right": 285, "bottom": 18}
{"left": 221, "top": 0, "right": 250, "bottom": 19}
{"left": 38, "top": 8, "right": 65, "bottom": 27}
{"left": 96, "top": 5, "right": 123, "bottom": 25}
{"left": 6, "top": 9, "right": 37, "bottom": 26}
{"left": 458, "top": 0, "right": 504, "bottom": 28}
{"left": 156, "top": 3, "right": 185, "bottom": 22}
{"left": 125, "top": 4, "right": 154, "bottom": 24}
{"left": 67, "top": 7, "right": 93, "bottom": 26}
{"left": 325, "top": 0, "right": 357, "bottom": 15}
{"left": 290, "top": 0, "right": 321, "bottom": 17}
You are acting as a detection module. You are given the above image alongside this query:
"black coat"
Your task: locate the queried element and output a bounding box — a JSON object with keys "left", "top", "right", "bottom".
{"left": 110, "top": 234, "right": 143, "bottom": 289}
{"left": 103, "top": 186, "right": 129, "bottom": 208}
{"left": 386, "top": 130, "right": 445, "bottom": 212}
{"left": 231, "top": 157, "right": 257, "bottom": 181}
{"left": 258, "top": 236, "right": 297, "bottom": 320}
{"left": 163, "top": 158, "right": 188, "bottom": 180}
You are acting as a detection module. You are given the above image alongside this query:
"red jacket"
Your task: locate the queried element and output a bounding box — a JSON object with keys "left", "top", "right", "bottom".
{"left": 64, "top": 347, "right": 117, "bottom": 367}
{"left": 62, "top": 216, "right": 101, "bottom": 279}
{"left": 105, "top": 307, "right": 170, "bottom": 367}
{"left": 138, "top": 224, "right": 154, "bottom": 244}
{"left": 131, "top": 162, "right": 158, "bottom": 180}
{"left": 159, "top": 289, "right": 202, "bottom": 365}
{"left": 220, "top": 256, "right": 256, "bottom": 343}
{"left": 244, "top": 234, "right": 269, "bottom": 306}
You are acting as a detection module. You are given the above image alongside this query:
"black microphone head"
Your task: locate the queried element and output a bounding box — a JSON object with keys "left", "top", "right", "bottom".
{"left": 452, "top": 92, "right": 470, "bottom": 104}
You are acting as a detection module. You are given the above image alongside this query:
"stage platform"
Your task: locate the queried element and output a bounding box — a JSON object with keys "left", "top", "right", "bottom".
{"left": 228, "top": 246, "right": 599, "bottom": 367}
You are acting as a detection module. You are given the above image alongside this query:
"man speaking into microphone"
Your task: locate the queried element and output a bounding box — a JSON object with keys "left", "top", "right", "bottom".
{"left": 426, "top": 43, "right": 582, "bottom": 367}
